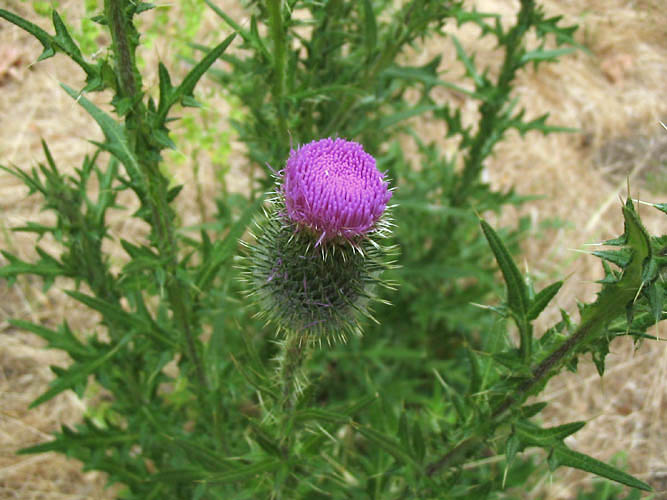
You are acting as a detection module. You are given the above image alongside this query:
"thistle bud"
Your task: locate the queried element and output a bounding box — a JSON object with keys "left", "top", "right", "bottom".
{"left": 244, "top": 138, "right": 396, "bottom": 345}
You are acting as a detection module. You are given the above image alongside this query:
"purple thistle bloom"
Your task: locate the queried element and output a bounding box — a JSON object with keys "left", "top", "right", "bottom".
{"left": 282, "top": 138, "right": 392, "bottom": 243}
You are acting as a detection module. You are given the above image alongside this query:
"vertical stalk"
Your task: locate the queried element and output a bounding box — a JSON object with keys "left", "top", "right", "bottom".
{"left": 268, "top": 0, "right": 289, "bottom": 147}
{"left": 105, "top": 0, "right": 208, "bottom": 392}
{"left": 278, "top": 333, "right": 309, "bottom": 412}
{"left": 452, "top": 0, "right": 535, "bottom": 207}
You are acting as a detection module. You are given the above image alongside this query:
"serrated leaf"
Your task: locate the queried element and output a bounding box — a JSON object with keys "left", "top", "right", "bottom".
{"left": 451, "top": 35, "right": 484, "bottom": 88}
{"left": 60, "top": 84, "right": 142, "bottom": 181}
{"left": 505, "top": 434, "right": 520, "bottom": 466}
{"left": 0, "top": 9, "right": 56, "bottom": 61}
{"left": 354, "top": 424, "right": 419, "bottom": 468}
{"left": 65, "top": 290, "right": 176, "bottom": 348}
{"left": 52, "top": 10, "right": 82, "bottom": 60}
{"left": 412, "top": 421, "right": 425, "bottom": 463}
{"left": 480, "top": 220, "right": 529, "bottom": 319}
{"left": 205, "top": 458, "right": 281, "bottom": 483}
{"left": 519, "top": 47, "right": 576, "bottom": 64}
{"left": 0, "top": 251, "right": 64, "bottom": 279}
{"left": 292, "top": 408, "right": 348, "bottom": 425}
{"left": 156, "top": 33, "right": 236, "bottom": 126}
{"left": 551, "top": 445, "right": 652, "bottom": 491}
{"left": 361, "top": 0, "right": 376, "bottom": 56}
{"left": 527, "top": 280, "right": 563, "bottom": 320}
{"left": 9, "top": 319, "right": 91, "bottom": 359}
{"left": 592, "top": 249, "right": 631, "bottom": 268}
{"left": 30, "top": 332, "right": 133, "bottom": 407}
{"left": 520, "top": 402, "right": 547, "bottom": 418}
{"left": 514, "top": 420, "right": 586, "bottom": 447}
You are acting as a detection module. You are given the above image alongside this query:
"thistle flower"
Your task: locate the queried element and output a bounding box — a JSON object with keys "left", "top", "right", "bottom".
{"left": 243, "top": 138, "right": 396, "bottom": 346}
{"left": 283, "top": 138, "right": 392, "bottom": 244}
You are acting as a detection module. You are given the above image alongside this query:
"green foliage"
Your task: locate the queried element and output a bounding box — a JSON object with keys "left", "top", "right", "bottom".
{"left": 1, "top": 1, "right": 665, "bottom": 499}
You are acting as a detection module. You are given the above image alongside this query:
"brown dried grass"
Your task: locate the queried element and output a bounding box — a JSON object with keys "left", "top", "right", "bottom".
{"left": 0, "top": 1, "right": 665, "bottom": 498}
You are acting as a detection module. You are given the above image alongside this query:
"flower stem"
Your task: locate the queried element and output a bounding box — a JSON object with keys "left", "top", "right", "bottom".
{"left": 279, "top": 333, "right": 309, "bottom": 411}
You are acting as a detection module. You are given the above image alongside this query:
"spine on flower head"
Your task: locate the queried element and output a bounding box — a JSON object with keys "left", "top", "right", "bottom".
{"left": 242, "top": 137, "right": 396, "bottom": 346}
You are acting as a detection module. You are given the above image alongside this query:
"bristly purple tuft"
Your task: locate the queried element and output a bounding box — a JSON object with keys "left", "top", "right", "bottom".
{"left": 282, "top": 138, "right": 391, "bottom": 243}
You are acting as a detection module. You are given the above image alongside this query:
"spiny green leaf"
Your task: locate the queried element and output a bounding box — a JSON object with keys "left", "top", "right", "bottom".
{"left": 361, "top": 0, "right": 377, "bottom": 57}
{"left": 65, "top": 290, "right": 176, "bottom": 348}
{"left": 292, "top": 409, "right": 348, "bottom": 425}
{"left": 30, "top": 333, "right": 133, "bottom": 407}
{"left": 0, "top": 9, "right": 56, "bottom": 61}
{"left": 514, "top": 420, "right": 586, "bottom": 447}
{"left": 354, "top": 424, "right": 419, "bottom": 468}
{"left": 519, "top": 47, "right": 576, "bottom": 64}
{"left": 505, "top": 434, "right": 520, "bottom": 466}
{"left": 0, "top": 251, "right": 64, "bottom": 279}
{"left": 52, "top": 10, "right": 83, "bottom": 61}
{"left": 156, "top": 33, "right": 236, "bottom": 126}
{"left": 9, "top": 319, "right": 91, "bottom": 359}
{"left": 527, "top": 280, "right": 563, "bottom": 320}
{"left": 451, "top": 35, "right": 484, "bottom": 88}
{"left": 591, "top": 249, "right": 631, "bottom": 269}
{"left": 60, "top": 84, "right": 142, "bottom": 182}
{"left": 480, "top": 219, "right": 529, "bottom": 318}
{"left": 551, "top": 445, "right": 652, "bottom": 491}
{"left": 205, "top": 458, "right": 282, "bottom": 484}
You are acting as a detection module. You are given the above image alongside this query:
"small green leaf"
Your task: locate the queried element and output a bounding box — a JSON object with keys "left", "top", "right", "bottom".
{"left": 361, "top": 0, "right": 376, "bottom": 56}
{"left": 514, "top": 420, "right": 586, "bottom": 447}
{"left": 156, "top": 33, "right": 236, "bottom": 126}
{"left": 451, "top": 35, "right": 484, "bottom": 88}
{"left": 480, "top": 219, "right": 529, "bottom": 319}
{"left": 9, "top": 319, "right": 91, "bottom": 359}
{"left": 0, "top": 9, "right": 56, "bottom": 61}
{"left": 552, "top": 445, "right": 652, "bottom": 491}
{"left": 505, "top": 434, "right": 520, "bottom": 466}
{"left": 52, "top": 10, "right": 83, "bottom": 61}
{"left": 292, "top": 409, "right": 348, "bottom": 425}
{"left": 527, "top": 280, "right": 563, "bottom": 320}
{"left": 519, "top": 47, "right": 576, "bottom": 64}
{"left": 354, "top": 424, "right": 419, "bottom": 468}
{"left": 398, "top": 412, "right": 410, "bottom": 451}
{"left": 30, "top": 333, "right": 133, "bottom": 407}
{"left": 60, "top": 84, "right": 142, "bottom": 182}
{"left": 411, "top": 421, "right": 426, "bottom": 463}
{"left": 205, "top": 458, "right": 281, "bottom": 484}
{"left": 520, "top": 402, "right": 547, "bottom": 418}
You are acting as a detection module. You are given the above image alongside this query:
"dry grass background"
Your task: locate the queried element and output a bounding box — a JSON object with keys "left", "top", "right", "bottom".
{"left": 0, "top": 0, "right": 665, "bottom": 498}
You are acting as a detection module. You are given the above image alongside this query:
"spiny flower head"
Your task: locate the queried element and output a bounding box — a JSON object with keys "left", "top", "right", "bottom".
{"left": 242, "top": 138, "right": 397, "bottom": 346}
{"left": 282, "top": 138, "right": 392, "bottom": 244}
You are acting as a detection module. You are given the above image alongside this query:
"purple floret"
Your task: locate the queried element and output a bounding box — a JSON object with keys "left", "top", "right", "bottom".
{"left": 282, "top": 138, "right": 391, "bottom": 243}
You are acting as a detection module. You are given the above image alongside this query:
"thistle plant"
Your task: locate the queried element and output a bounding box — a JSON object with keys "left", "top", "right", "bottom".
{"left": 1, "top": 1, "right": 665, "bottom": 499}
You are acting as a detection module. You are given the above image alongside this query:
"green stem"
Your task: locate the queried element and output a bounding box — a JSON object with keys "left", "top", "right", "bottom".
{"left": 452, "top": 0, "right": 535, "bottom": 207}
{"left": 268, "top": 0, "right": 288, "bottom": 147}
{"left": 279, "top": 333, "right": 309, "bottom": 412}
{"left": 106, "top": 0, "right": 137, "bottom": 99}
{"left": 105, "top": 0, "right": 208, "bottom": 392}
